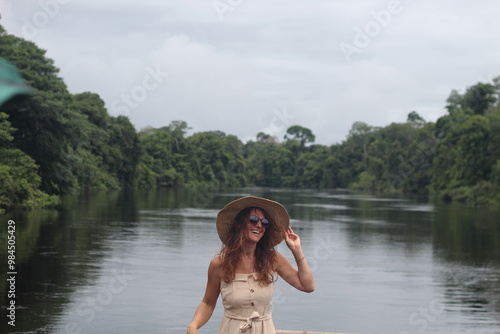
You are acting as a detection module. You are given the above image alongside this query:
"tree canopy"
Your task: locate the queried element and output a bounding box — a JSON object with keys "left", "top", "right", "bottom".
{"left": 1, "top": 25, "right": 499, "bottom": 211}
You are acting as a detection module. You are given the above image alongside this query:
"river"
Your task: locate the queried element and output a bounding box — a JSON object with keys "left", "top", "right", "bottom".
{"left": 1, "top": 187, "right": 499, "bottom": 334}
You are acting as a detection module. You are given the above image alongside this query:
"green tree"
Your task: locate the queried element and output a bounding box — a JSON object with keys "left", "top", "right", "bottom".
{"left": 347, "top": 121, "right": 376, "bottom": 171}
{"left": 72, "top": 92, "right": 117, "bottom": 190}
{"left": 0, "top": 112, "right": 56, "bottom": 210}
{"left": 294, "top": 145, "right": 330, "bottom": 188}
{"left": 72, "top": 92, "right": 140, "bottom": 189}
{"left": 169, "top": 120, "right": 190, "bottom": 151}
{"left": 185, "top": 131, "right": 246, "bottom": 187}
{"left": 139, "top": 125, "right": 179, "bottom": 187}
{"left": 431, "top": 97, "right": 498, "bottom": 204}
{"left": 445, "top": 82, "right": 497, "bottom": 115}
{"left": 446, "top": 89, "right": 464, "bottom": 113}
{"left": 284, "top": 125, "right": 315, "bottom": 148}
{"left": 244, "top": 137, "right": 294, "bottom": 187}
{"left": 107, "top": 115, "right": 141, "bottom": 186}
{"left": 407, "top": 111, "right": 426, "bottom": 127}
{"left": 461, "top": 82, "right": 497, "bottom": 115}
{"left": 0, "top": 26, "right": 84, "bottom": 194}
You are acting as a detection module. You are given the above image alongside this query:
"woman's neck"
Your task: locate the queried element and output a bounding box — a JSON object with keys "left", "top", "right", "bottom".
{"left": 241, "top": 240, "right": 257, "bottom": 258}
{"left": 238, "top": 241, "right": 258, "bottom": 270}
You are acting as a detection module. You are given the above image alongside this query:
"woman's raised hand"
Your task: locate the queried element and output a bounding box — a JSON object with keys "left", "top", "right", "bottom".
{"left": 284, "top": 226, "right": 302, "bottom": 251}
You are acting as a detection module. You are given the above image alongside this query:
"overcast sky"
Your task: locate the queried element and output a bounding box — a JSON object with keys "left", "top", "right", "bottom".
{"left": 1, "top": 0, "right": 499, "bottom": 145}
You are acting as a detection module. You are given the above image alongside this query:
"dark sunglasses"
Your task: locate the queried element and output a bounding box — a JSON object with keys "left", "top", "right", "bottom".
{"left": 248, "top": 215, "right": 270, "bottom": 227}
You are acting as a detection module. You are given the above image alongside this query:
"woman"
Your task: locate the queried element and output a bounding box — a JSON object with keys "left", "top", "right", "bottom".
{"left": 187, "top": 196, "right": 315, "bottom": 334}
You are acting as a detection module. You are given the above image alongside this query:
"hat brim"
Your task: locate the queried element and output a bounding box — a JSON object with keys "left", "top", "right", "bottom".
{"left": 216, "top": 196, "right": 289, "bottom": 248}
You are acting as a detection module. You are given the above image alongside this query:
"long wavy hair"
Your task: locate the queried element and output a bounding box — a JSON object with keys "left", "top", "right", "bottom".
{"left": 219, "top": 207, "right": 278, "bottom": 286}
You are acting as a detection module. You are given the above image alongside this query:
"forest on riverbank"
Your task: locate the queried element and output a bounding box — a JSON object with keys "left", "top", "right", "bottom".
{"left": 1, "top": 25, "right": 499, "bottom": 212}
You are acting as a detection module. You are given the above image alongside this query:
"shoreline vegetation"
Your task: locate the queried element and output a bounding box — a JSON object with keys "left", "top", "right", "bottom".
{"left": 1, "top": 25, "right": 499, "bottom": 213}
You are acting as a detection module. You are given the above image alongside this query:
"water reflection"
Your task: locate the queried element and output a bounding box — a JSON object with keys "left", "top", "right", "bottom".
{"left": 0, "top": 188, "right": 499, "bottom": 333}
{"left": 431, "top": 204, "right": 500, "bottom": 329}
{"left": 0, "top": 190, "right": 140, "bottom": 333}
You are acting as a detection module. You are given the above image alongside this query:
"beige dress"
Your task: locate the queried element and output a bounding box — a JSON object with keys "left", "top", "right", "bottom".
{"left": 219, "top": 273, "right": 276, "bottom": 334}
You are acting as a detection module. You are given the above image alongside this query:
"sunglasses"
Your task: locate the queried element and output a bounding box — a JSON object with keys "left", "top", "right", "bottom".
{"left": 248, "top": 215, "right": 270, "bottom": 227}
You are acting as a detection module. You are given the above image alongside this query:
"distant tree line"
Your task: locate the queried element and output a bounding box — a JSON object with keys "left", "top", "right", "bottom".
{"left": 1, "top": 26, "right": 499, "bottom": 212}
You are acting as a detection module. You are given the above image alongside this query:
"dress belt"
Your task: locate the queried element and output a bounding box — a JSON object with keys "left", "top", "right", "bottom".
{"left": 224, "top": 310, "right": 272, "bottom": 333}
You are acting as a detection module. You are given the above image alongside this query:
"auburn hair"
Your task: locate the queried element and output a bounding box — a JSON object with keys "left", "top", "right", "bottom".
{"left": 219, "top": 207, "right": 278, "bottom": 286}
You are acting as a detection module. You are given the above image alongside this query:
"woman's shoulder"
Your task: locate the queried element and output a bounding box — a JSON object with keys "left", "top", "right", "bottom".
{"left": 273, "top": 251, "right": 290, "bottom": 267}
{"left": 274, "top": 250, "right": 286, "bottom": 261}
{"left": 206, "top": 255, "right": 223, "bottom": 281}
{"left": 209, "top": 254, "right": 223, "bottom": 269}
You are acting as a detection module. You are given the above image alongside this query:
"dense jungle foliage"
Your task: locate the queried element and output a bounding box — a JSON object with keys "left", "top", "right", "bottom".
{"left": 1, "top": 25, "right": 499, "bottom": 212}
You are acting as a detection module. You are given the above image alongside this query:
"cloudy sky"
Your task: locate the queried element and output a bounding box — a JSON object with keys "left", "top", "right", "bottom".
{"left": 1, "top": 0, "right": 499, "bottom": 145}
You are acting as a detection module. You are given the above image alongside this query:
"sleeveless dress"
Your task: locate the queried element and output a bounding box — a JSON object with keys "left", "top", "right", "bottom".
{"left": 219, "top": 273, "right": 276, "bottom": 334}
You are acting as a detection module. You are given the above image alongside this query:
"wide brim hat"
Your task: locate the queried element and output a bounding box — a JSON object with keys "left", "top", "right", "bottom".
{"left": 216, "top": 196, "right": 289, "bottom": 248}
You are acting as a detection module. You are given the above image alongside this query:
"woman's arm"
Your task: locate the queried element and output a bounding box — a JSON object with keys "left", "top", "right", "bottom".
{"left": 187, "top": 256, "right": 221, "bottom": 334}
{"left": 276, "top": 227, "right": 315, "bottom": 293}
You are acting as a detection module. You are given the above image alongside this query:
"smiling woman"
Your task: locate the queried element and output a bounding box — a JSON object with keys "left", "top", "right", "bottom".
{"left": 187, "top": 196, "right": 315, "bottom": 334}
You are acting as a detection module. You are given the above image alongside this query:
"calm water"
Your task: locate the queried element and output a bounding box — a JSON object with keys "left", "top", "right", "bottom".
{"left": 1, "top": 188, "right": 500, "bottom": 334}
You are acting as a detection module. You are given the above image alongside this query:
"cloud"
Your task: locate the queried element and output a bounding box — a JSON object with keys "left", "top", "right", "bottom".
{"left": 1, "top": 0, "right": 500, "bottom": 144}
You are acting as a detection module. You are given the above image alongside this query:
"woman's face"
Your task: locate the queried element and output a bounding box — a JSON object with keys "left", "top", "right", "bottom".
{"left": 243, "top": 208, "right": 267, "bottom": 244}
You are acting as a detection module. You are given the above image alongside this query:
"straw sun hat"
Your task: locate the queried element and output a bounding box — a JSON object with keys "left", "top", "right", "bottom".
{"left": 216, "top": 196, "right": 290, "bottom": 248}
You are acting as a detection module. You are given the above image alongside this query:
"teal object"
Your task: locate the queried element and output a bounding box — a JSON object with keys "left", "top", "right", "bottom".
{"left": 0, "top": 58, "right": 33, "bottom": 106}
